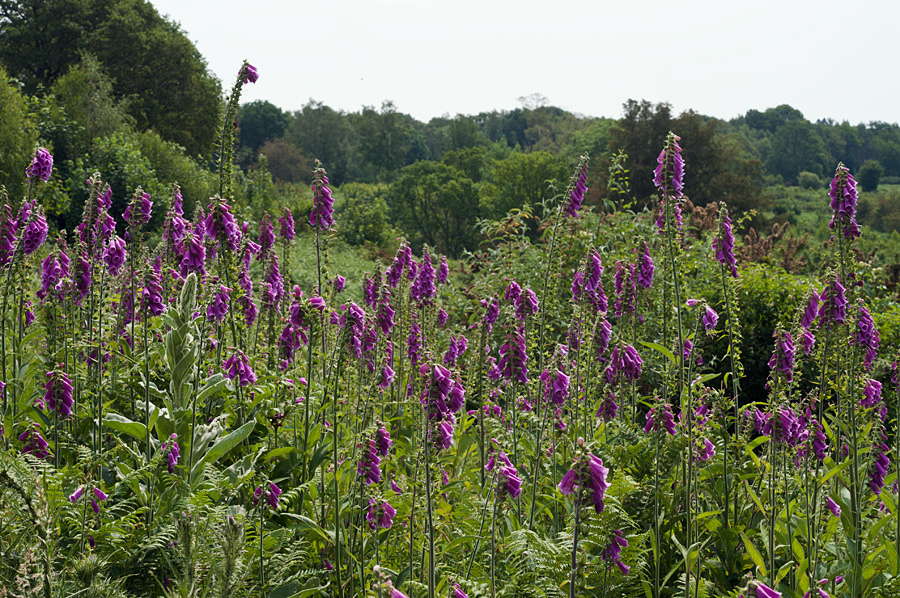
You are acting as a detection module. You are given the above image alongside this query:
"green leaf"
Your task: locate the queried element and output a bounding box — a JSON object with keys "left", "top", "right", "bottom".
{"left": 639, "top": 340, "right": 676, "bottom": 365}
{"left": 190, "top": 420, "right": 255, "bottom": 479}
{"left": 740, "top": 531, "right": 767, "bottom": 577}
{"left": 104, "top": 413, "right": 147, "bottom": 442}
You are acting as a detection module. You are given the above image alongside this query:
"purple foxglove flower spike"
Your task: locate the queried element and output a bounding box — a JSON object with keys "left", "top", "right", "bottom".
{"left": 713, "top": 205, "right": 738, "bottom": 278}
{"left": 223, "top": 351, "right": 256, "bottom": 386}
{"left": 564, "top": 155, "right": 590, "bottom": 218}
{"left": 22, "top": 205, "right": 49, "bottom": 255}
{"left": 818, "top": 275, "right": 847, "bottom": 329}
{"left": 309, "top": 161, "right": 335, "bottom": 229}
{"left": 278, "top": 208, "right": 295, "bottom": 241}
{"left": 828, "top": 163, "right": 860, "bottom": 240}
{"left": 702, "top": 305, "right": 718, "bottom": 332}
{"left": 43, "top": 369, "right": 74, "bottom": 418}
{"left": 26, "top": 148, "right": 53, "bottom": 181}
{"left": 637, "top": 240, "right": 654, "bottom": 289}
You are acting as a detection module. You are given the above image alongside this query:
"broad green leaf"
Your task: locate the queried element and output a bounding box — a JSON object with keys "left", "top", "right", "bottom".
{"left": 190, "top": 420, "right": 255, "bottom": 479}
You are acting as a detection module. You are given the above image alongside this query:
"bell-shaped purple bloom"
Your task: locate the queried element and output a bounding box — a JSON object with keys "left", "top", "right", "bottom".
{"left": 564, "top": 155, "right": 589, "bottom": 218}
{"left": 43, "top": 369, "right": 74, "bottom": 417}
{"left": 800, "top": 290, "right": 820, "bottom": 329}
{"left": 375, "top": 425, "right": 392, "bottom": 457}
{"left": 367, "top": 499, "right": 396, "bottom": 530}
{"left": 702, "top": 305, "right": 718, "bottom": 332}
{"left": 142, "top": 269, "right": 165, "bottom": 317}
{"left": 828, "top": 163, "right": 860, "bottom": 240}
{"left": 278, "top": 208, "right": 295, "bottom": 241}
{"left": 166, "top": 434, "right": 180, "bottom": 473}
{"left": 515, "top": 287, "right": 539, "bottom": 320}
{"left": 558, "top": 453, "right": 610, "bottom": 514}
{"left": 22, "top": 206, "right": 48, "bottom": 255}
{"left": 499, "top": 325, "right": 528, "bottom": 384}
{"left": 826, "top": 496, "right": 841, "bottom": 517}
{"left": 862, "top": 379, "right": 883, "bottom": 408}
{"left": 309, "top": 163, "right": 335, "bottom": 229}
{"left": 358, "top": 438, "right": 382, "bottom": 485}
{"left": 604, "top": 344, "right": 643, "bottom": 386}
{"left": 258, "top": 214, "right": 275, "bottom": 258}
{"left": 206, "top": 285, "right": 231, "bottom": 323}
{"left": 653, "top": 132, "right": 684, "bottom": 198}
{"left": 768, "top": 329, "right": 795, "bottom": 383}
{"left": 223, "top": 351, "right": 256, "bottom": 387}
{"left": 204, "top": 198, "right": 242, "bottom": 252}
{"left": 19, "top": 426, "right": 49, "bottom": 459}
{"left": 498, "top": 465, "right": 522, "bottom": 500}
{"left": 644, "top": 403, "right": 677, "bottom": 436}
{"left": 123, "top": 191, "right": 152, "bottom": 226}
{"left": 754, "top": 582, "right": 782, "bottom": 598}
{"left": 101, "top": 235, "right": 126, "bottom": 276}
{"left": 26, "top": 148, "right": 53, "bottom": 181}
{"left": 637, "top": 241, "right": 654, "bottom": 289}
{"left": 871, "top": 440, "right": 890, "bottom": 495}
{"left": 240, "top": 62, "right": 259, "bottom": 84}
{"left": 855, "top": 303, "right": 879, "bottom": 371}
{"left": 437, "top": 255, "right": 449, "bottom": 284}
{"left": 713, "top": 207, "right": 738, "bottom": 278}
{"left": 818, "top": 276, "right": 846, "bottom": 329}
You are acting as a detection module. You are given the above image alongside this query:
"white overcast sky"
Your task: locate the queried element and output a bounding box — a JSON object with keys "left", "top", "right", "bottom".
{"left": 150, "top": 0, "right": 900, "bottom": 124}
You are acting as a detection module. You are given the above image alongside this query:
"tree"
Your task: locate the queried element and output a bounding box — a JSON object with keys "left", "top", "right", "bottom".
{"left": 355, "top": 101, "right": 410, "bottom": 182}
{"left": 386, "top": 161, "right": 480, "bottom": 257}
{"left": 767, "top": 119, "right": 828, "bottom": 183}
{"left": 259, "top": 138, "right": 310, "bottom": 184}
{"left": 0, "top": 66, "right": 37, "bottom": 201}
{"left": 481, "top": 151, "right": 569, "bottom": 221}
{"left": 238, "top": 100, "right": 290, "bottom": 154}
{"left": 0, "top": 0, "right": 222, "bottom": 156}
{"left": 285, "top": 100, "right": 354, "bottom": 185}
{"left": 857, "top": 159, "right": 883, "bottom": 192}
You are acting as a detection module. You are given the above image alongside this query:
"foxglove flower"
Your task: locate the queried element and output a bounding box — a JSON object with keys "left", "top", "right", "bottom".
{"left": 800, "top": 328, "right": 815, "bottom": 356}
{"left": 358, "top": 438, "right": 382, "bottom": 485}
{"left": 653, "top": 132, "right": 684, "bottom": 198}
{"left": 854, "top": 303, "right": 879, "bottom": 371}
{"left": 871, "top": 440, "right": 890, "bottom": 495}
{"left": 240, "top": 62, "right": 259, "bottom": 84}
{"left": 800, "top": 289, "right": 820, "bottom": 329}
{"left": 333, "top": 275, "right": 345, "bottom": 294}
{"left": 412, "top": 247, "right": 436, "bottom": 306}
{"left": 713, "top": 206, "right": 738, "bottom": 278}
{"left": 828, "top": 163, "right": 860, "bottom": 240}
{"left": 278, "top": 208, "right": 295, "bottom": 241}
{"left": 818, "top": 275, "right": 846, "bottom": 328}
{"left": 702, "top": 305, "right": 718, "bottom": 332}
{"left": 223, "top": 351, "right": 256, "bottom": 386}
{"left": 366, "top": 499, "right": 396, "bottom": 530}
{"left": 604, "top": 344, "right": 643, "bottom": 386}
{"left": 559, "top": 452, "right": 610, "bottom": 514}
{"left": 695, "top": 437, "right": 715, "bottom": 461}
{"left": 123, "top": 191, "right": 152, "bottom": 226}
{"left": 594, "top": 318, "right": 612, "bottom": 357}
{"left": 516, "top": 287, "right": 539, "bottom": 320}
{"left": 26, "top": 147, "right": 53, "bottom": 181}
{"left": 22, "top": 206, "right": 48, "bottom": 255}
{"left": 564, "top": 155, "right": 589, "bottom": 218}
{"left": 826, "top": 496, "right": 841, "bottom": 517}
{"left": 637, "top": 241, "right": 654, "bottom": 289}
{"left": 19, "top": 426, "right": 49, "bottom": 459}
{"left": 206, "top": 285, "right": 231, "bottom": 323}
{"left": 862, "top": 379, "right": 882, "bottom": 408}
{"left": 142, "top": 269, "right": 165, "bottom": 317}
{"left": 44, "top": 369, "right": 73, "bottom": 418}
{"left": 254, "top": 482, "right": 281, "bottom": 509}
{"left": 768, "top": 329, "right": 795, "bottom": 383}
{"left": 499, "top": 325, "right": 529, "bottom": 384}
{"left": 258, "top": 214, "right": 275, "bottom": 257}
{"left": 644, "top": 403, "right": 677, "bottom": 436}
{"left": 309, "top": 162, "right": 335, "bottom": 229}
{"left": 165, "top": 434, "right": 180, "bottom": 473}
{"left": 204, "top": 198, "right": 242, "bottom": 252}
{"left": 407, "top": 316, "right": 423, "bottom": 366}
{"left": 376, "top": 425, "right": 392, "bottom": 457}
{"left": 101, "top": 236, "right": 127, "bottom": 276}
{"left": 596, "top": 392, "right": 618, "bottom": 422}
{"left": 498, "top": 465, "right": 522, "bottom": 500}
{"left": 753, "top": 582, "right": 782, "bottom": 598}
{"left": 601, "top": 530, "right": 630, "bottom": 575}
{"left": 437, "top": 255, "right": 449, "bottom": 284}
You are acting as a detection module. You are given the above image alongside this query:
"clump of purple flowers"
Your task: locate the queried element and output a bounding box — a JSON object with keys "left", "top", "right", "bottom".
{"left": 164, "top": 434, "right": 180, "bottom": 474}
{"left": 358, "top": 437, "right": 382, "bottom": 485}
{"left": 713, "top": 205, "right": 738, "bottom": 278}
{"left": 254, "top": 482, "right": 282, "bottom": 509}
{"left": 604, "top": 344, "right": 643, "bottom": 386}
{"left": 367, "top": 499, "right": 396, "bottom": 529}
{"left": 206, "top": 285, "right": 231, "bottom": 323}
{"left": 828, "top": 162, "right": 860, "bottom": 240}
{"left": 818, "top": 275, "right": 847, "bottom": 328}
{"left": 564, "top": 155, "right": 590, "bottom": 218}
{"left": 22, "top": 204, "right": 49, "bottom": 255}
{"left": 637, "top": 240, "right": 654, "bottom": 289}
{"left": 44, "top": 369, "right": 74, "bottom": 418}
{"left": 26, "top": 148, "right": 53, "bottom": 182}
{"left": 644, "top": 403, "right": 677, "bottom": 436}
{"left": 767, "top": 329, "right": 795, "bottom": 384}
{"left": 123, "top": 190, "right": 152, "bottom": 227}
{"left": 223, "top": 350, "right": 256, "bottom": 387}
{"left": 558, "top": 451, "right": 610, "bottom": 514}
{"left": 854, "top": 303, "right": 879, "bottom": 371}
{"left": 241, "top": 62, "right": 259, "bottom": 85}
{"left": 103, "top": 236, "right": 127, "bottom": 276}
{"left": 309, "top": 161, "right": 335, "bottom": 229}
{"left": 601, "top": 530, "right": 630, "bottom": 575}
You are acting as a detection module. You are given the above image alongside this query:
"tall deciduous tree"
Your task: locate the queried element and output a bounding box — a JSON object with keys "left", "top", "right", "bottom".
{"left": 387, "top": 161, "right": 480, "bottom": 257}
{"left": 0, "top": 0, "right": 222, "bottom": 156}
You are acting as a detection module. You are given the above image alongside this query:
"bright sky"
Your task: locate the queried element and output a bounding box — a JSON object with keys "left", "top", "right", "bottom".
{"left": 150, "top": 0, "right": 900, "bottom": 124}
